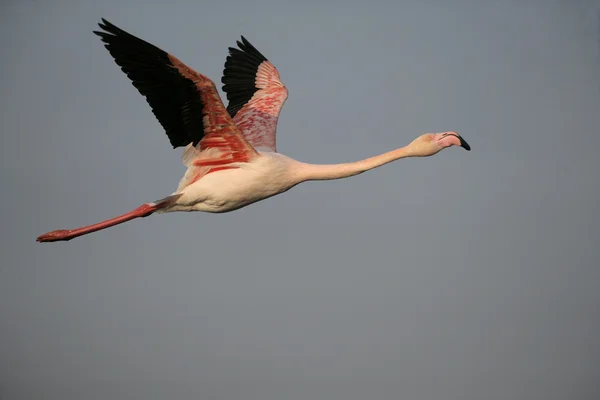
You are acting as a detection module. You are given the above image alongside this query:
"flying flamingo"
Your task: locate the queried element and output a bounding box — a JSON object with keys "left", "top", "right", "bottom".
{"left": 36, "top": 19, "right": 470, "bottom": 243}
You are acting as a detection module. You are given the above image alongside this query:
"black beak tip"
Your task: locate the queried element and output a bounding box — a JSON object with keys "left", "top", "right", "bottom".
{"left": 459, "top": 136, "right": 471, "bottom": 151}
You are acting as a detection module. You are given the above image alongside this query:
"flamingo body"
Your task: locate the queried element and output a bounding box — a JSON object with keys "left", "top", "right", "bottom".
{"left": 36, "top": 19, "right": 470, "bottom": 243}
{"left": 165, "top": 152, "right": 301, "bottom": 213}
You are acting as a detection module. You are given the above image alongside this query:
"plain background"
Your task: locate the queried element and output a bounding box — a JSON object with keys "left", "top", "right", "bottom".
{"left": 1, "top": 0, "right": 599, "bottom": 399}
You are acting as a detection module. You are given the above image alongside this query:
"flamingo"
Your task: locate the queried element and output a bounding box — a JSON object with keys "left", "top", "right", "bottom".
{"left": 36, "top": 19, "right": 470, "bottom": 243}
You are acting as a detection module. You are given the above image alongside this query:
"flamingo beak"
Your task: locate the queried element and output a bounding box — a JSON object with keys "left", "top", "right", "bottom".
{"left": 458, "top": 135, "right": 471, "bottom": 151}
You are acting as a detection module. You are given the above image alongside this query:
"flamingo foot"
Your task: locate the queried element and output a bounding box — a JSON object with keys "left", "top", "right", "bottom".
{"left": 36, "top": 230, "right": 74, "bottom": 242}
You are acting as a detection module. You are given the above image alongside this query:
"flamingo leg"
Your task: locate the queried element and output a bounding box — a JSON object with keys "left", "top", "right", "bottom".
{"left": 36, "top": 203, "right": 157, "bottom": 242}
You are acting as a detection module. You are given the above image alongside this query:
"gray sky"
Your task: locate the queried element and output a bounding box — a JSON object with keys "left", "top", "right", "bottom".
{"left": 1, "top": 0, "right": 599, "bottom": 399}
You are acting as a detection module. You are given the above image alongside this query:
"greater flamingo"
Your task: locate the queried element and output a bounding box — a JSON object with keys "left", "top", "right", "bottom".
{"left": 36, "top": 19, "right": 470, "bottom": 243}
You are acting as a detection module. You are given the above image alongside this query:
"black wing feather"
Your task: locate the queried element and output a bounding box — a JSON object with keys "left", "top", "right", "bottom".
{"left": 221, "top": 36, "right": 268, "bottom": 118}
{"left": 93, "top": 18, "right": 205, "bottom": 148}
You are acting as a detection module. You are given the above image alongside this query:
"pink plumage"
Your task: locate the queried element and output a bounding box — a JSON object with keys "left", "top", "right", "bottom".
{"left": 222, "top": 37, "right": 288, "bottom": 152}
{"left": 36, "top": 19, "right": 470, "bottom": 243}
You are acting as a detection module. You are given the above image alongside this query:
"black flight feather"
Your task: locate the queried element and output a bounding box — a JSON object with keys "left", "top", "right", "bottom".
{"left": 93, "top": 18, "right": 206, "bottom": 148}
{"left": 222, "top": 36, "right": 269, "bottom": 118}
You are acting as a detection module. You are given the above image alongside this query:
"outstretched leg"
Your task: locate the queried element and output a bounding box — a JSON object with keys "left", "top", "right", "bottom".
{"left": 36, "top": 194, "right": 182, "bottom": 243}
{"left": 36, "top": 203, "right": 157, "bottom": 242}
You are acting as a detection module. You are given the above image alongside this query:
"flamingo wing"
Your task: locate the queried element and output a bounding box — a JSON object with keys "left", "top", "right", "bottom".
{"left": 221, "top": 37, "right": 288, "bottom": 152}
{"left": 93, "top": 19, "right": 258, "bottom": 171}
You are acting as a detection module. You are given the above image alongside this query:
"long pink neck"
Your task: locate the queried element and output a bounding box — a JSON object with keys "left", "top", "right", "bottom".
{"left": 296, "top": 146, "right": 413, "bottom": 181}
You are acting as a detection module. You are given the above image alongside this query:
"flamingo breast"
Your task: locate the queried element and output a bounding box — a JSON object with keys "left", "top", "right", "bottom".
{"left": 166, "top": 152, "right": 300, "bottom": 213}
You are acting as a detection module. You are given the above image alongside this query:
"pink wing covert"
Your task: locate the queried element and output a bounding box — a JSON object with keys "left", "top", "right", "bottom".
{"left": 93, "top": 19, "right": 258, "bottom": 193}
{"left": 222, "top": 37, "right": 288, "bottom": 152}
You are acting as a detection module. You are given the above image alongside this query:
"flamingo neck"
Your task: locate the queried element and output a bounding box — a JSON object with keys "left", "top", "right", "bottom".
{"left": 296, "top": 146, "right": 413, "bottom": 181}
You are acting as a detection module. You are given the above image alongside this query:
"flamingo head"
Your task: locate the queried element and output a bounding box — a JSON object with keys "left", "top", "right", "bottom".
{"left": 408, "top": 131, "right": 471, "bottom": 157}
